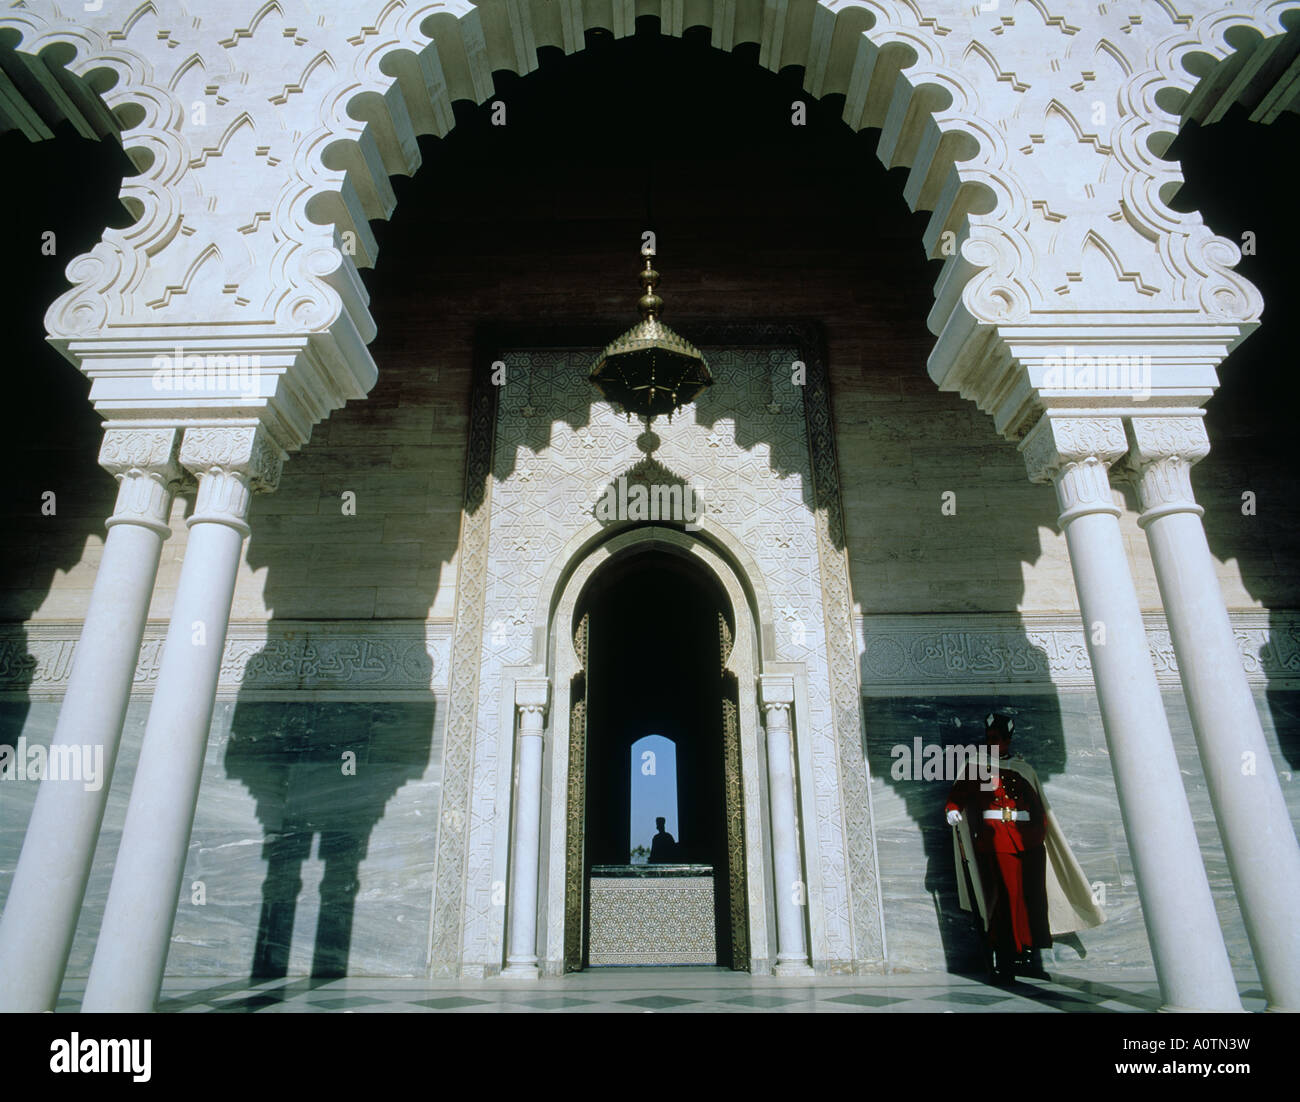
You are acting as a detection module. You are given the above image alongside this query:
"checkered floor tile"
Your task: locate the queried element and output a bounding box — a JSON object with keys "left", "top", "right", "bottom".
{"left": 49, "top": 967, "right": 1271, "bottom": 1013}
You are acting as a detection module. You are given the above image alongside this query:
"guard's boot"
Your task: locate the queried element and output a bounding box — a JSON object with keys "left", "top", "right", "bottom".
{"left": 991, "top": 947, "right": 1017, "bottom": 984}
{"left": 1017, "top": 948, "right": 1050, "bottom": 980}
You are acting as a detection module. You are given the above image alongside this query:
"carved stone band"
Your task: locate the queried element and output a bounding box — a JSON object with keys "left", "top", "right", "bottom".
{"left": 1020, "top": 415, "right": 1127, "bottom": 525}
{"left": 179, "top": 425, "right": 286, "bottom": 535}
{"left": 1126, "top": 416, "right": 1212, "bottom": 527}
{"left": 99, "top": 427, "right": 184, "bottom": 538}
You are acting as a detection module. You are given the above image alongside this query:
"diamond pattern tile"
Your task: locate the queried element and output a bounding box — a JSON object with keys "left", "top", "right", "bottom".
{"left": 824, "top": 993, "right": 908, "bottom": 1008}
{"left": 617, "top": 995, "right": 699, "bottom": 1009}
{"left": 50, "top": 972, "right": 1265, "bottom": 1014}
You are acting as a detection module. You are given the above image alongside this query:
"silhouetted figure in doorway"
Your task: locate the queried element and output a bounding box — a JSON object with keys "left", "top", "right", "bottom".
{"left": 649, "top": 817, "right": 677, "bottom": 863}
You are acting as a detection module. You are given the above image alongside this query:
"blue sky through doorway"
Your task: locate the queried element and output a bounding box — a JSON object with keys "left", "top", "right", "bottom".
{"left": 629, "top": 734, "right": 678, "bottom": 863}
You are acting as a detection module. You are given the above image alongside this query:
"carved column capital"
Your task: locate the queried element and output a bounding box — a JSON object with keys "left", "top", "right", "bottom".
{"left": 99, "top": 427, "right": 185, "bottom": 538}
{"left": 1122, "top": 416, "right": 1211, "bottom": 527}
{"left": 515, "top": 678, "right": 550, "bottom": 731}
{"left": 179, "top": 425, "right": 286, "bottom": 535}
{"left": 1020, "top": 415, "right": 1127, "bottom": 525}
{"left": 758, "top": 674, "right": 795, "bottom": 725}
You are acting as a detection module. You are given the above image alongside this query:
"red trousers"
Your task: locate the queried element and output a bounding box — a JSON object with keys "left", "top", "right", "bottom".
{"left": 981, "top": 846, "right": 1050, "bottom": 953}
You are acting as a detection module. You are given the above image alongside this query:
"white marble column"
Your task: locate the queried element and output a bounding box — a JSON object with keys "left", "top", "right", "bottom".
{"left": 503, "top": 678, "right": 549, "bottom": 978}
{"left": 1021, "top": 414, "right": 1240, "bottom": 1012}
{"left": 81, "top": 425, "right": 283, "bottom": 1012}
{"left": 0, "top": 428, "right": 182, "bottom": 1012}
{"left": 759, "top": 674, "right": 813, "bottom": 976}
{"left": 1126, "top": 415, "right": 1300, "bottom": 1012}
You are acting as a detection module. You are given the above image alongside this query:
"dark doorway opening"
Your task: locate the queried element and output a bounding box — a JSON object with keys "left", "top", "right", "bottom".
{"left": 575, "top": 549, "right": 746, "bottom": 969}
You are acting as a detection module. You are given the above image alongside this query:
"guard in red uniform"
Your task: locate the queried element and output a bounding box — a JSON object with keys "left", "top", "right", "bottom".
{"left": 945, "top": 713, "right": 1051, "bottom": 981}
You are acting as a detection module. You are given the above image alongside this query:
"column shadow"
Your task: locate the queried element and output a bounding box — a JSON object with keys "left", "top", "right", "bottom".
{"left": 845, "top": 332, "right": 1093, "bottom": 977}
{"left": 224, "top": 691, "right": 435, "bottom": 978}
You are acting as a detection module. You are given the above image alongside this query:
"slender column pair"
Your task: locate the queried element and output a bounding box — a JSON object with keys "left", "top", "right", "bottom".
{"left": 1124, "top": 415, "right": 1300, "bottom": 1013}
{"left": 82, "top": 425, "right": 284, "bottom": 1012}
{"left": 0, "top": 428, "right": 183, "bottom": 1012}
{"left": 1021, "top": 414, "right": 1241, "bottom": 1012}
{"left": 759, "top": 674, "right": 814, "bottom": 975}
{"left": 503, "top": 678, "right": 549, "bottom": 978}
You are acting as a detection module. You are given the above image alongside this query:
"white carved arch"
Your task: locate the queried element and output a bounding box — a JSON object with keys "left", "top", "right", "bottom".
{"left": 1115, "top": 1, "right": 1300, "bottom": 326}
{"left": 533, "top": 514, "right": 779, "bottom": 668}
{"left": 0, "top": 11, "right": 191, "bottom": 344}
{"left": 326, "top": 4, "right": 1019, "bottom": 330}
{"left": 4, "top": 2, "right": 1031, "bottom": 396}
{"left": 0, "top": 1, "right": 1287, "bottom": 446}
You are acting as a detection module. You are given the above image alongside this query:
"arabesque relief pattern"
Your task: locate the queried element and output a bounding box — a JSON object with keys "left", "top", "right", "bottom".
{"left": 2, "top": 1, "right": 1293, "bottom": 443}
{"left": 439, "top": 339, "right": 882, "bottom": 971}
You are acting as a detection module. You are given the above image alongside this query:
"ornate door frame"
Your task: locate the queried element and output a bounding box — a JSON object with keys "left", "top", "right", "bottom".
{"left": 540, "top": 526, "right": 771, "bottom": 974}
{"left": 429, "top": 322, "right": 886, "bottom": 977}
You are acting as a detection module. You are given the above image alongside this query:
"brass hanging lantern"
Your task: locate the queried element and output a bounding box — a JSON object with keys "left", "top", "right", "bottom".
{"left": 590, "top": 249, "right": 711, "bottom": 425}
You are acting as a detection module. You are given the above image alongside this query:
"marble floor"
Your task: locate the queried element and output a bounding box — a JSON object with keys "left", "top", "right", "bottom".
{"left": 51, "top": 969, "right": 1270, "bottom": 1013}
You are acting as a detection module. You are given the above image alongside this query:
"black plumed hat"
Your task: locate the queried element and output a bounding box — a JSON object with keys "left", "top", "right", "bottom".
{"left": 984, "top": 712, "right": 1014, "bottom": 740}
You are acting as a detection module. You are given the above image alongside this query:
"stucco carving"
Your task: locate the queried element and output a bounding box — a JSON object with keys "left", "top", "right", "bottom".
{"left": 0, "top": 620, "right": 450, "bottom": 701}
{"left": 1021, "top": 414, "right": 1128, "bottom": 480}
{"left": 429, "top": 331, "right": 885, "bottom": 973}
{"left": 98, "top": 426, "right": 184, "bottom": 535}
{"left": 6, "top": 1, "right": 1289, "bottom": 448}
{"left": 1, "top": 610, "right": 1292, "bottom": 699}
{"left": 1118, "top": 1, "right": 1298, "bottom": 320}
{"left": 1123, "top": 414, "right": 1213, "bottom": 518}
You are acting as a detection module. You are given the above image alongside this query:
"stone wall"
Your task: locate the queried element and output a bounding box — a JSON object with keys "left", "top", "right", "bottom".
{"left": 4, "top": 678, "right": 1295, "bottom": 978}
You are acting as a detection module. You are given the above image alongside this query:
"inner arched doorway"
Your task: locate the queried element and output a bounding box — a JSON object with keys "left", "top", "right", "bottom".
{"left": 568, "top": 548, "right": 748, "bottom": 971}
{"left": 551, "top": 532, "right": 759, "bottom": 972}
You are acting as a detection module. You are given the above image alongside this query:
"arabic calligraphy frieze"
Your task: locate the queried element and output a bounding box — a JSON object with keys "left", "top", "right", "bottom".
{"left": 857, "top": 612, "right": 1296, "bottom": 690}
{"left": 0, "top": 622, "right": 453, "bottom": 698}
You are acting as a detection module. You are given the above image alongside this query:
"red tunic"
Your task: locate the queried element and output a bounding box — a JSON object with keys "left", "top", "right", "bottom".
{"left": 946, "top": 760, "right": 1050, "bottom": 953}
